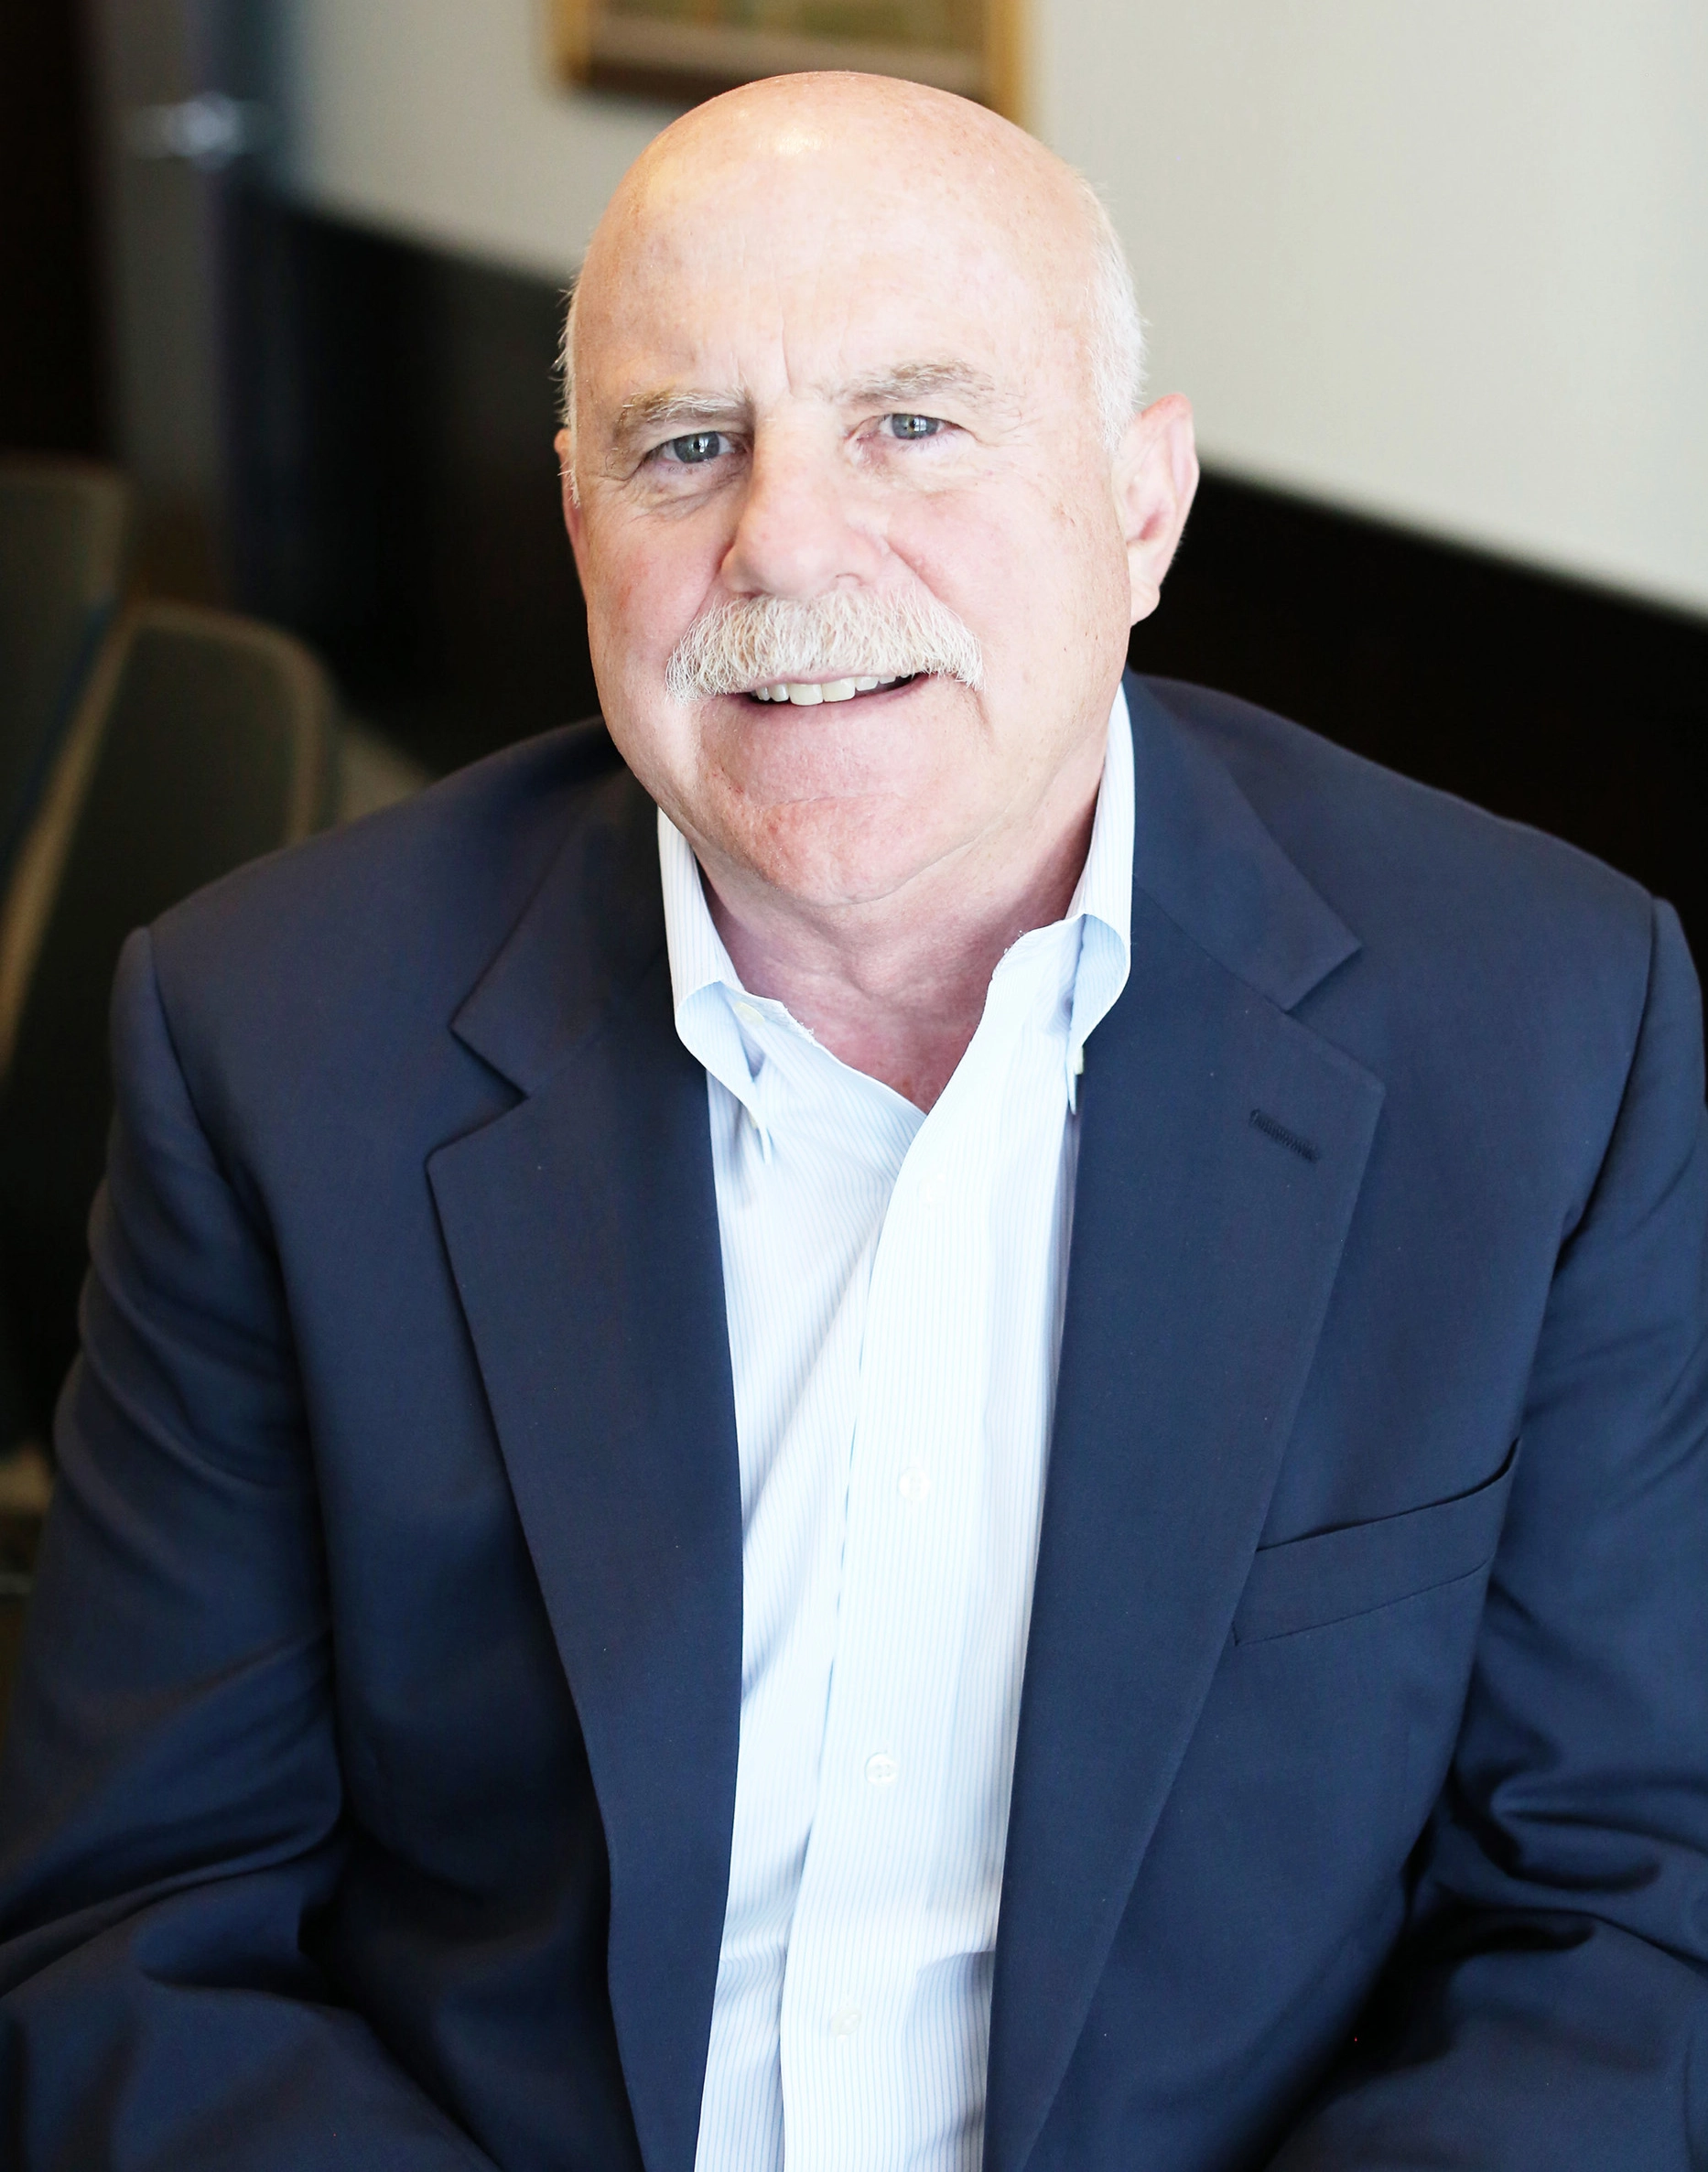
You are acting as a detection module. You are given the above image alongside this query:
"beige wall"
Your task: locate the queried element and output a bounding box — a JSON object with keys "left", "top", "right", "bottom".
{"left": 278, "top": 0, "right": 1708, "bottom": 612}
{"left": 276, "top": 0, "right": 654, "bottom": 283}
{"left": 1041, "top": 2, "right": 1708, "bottom": 614}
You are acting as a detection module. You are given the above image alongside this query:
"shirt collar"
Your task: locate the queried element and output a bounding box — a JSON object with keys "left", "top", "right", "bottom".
{"left": 657, "top": 794, "right": 765, "bottom": 1133}
{"left": 659, "top": 682, "right": 1135, "bottom": 1117}
{"left": 1064, "top": 683, "right": 1134, "bottom": 1105}
{"left": 659, "top": 801, "right": 741, "bottom": 1019}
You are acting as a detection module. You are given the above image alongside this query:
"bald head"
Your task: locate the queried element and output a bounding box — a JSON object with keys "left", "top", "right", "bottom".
{"left": 561, "top": 73, "right": 1143, "bottom": 474}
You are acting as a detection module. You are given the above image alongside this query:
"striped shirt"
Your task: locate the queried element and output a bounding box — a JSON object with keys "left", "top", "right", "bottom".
{"left": 666, "top": 687, "right": 1134, "bottom": 2172}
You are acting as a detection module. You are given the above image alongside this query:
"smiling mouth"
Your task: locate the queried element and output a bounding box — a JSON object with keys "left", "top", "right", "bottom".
{"left": 747, "top": 674, "right": 920, "bottom": 706}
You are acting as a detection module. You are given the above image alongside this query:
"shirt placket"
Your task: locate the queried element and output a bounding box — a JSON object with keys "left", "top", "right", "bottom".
{"left": 775, "top": 978, "right": 1040, "bottom": 2170}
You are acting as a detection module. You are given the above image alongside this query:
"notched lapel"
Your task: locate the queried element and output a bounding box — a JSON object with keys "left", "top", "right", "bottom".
{"left": 988, "top": 686, "right": 1383, "bottom": 2172}
{"left": 428, "top": 773, "right": 740, "bottom": 2172}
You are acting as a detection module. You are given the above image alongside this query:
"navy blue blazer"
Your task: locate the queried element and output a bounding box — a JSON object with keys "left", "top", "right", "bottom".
{"left": 2, "top": 674, "right": 1705, "bottom": 2170}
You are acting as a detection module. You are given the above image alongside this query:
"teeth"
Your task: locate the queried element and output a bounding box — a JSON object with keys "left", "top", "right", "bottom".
{"left": 750, "top": 675, "right": 908, "bottom": 704}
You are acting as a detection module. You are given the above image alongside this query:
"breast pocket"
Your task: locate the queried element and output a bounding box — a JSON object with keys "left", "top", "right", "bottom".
{"left": 1232, "top": 1441, "right": 1519, "bottom": 1645}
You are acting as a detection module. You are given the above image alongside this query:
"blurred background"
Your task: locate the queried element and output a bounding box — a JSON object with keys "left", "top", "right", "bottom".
{"left": 2, "top": 1, "right": 1705, "bottom": 1705}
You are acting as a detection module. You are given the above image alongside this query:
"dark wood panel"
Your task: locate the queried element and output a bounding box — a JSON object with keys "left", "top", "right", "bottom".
{"left": 224, "top": 194, "right": 599, "bottom": 775}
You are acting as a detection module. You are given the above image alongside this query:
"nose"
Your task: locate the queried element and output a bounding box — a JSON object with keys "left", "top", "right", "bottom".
{"left": 719, "top": 421, "right": 887, "bottom": 600}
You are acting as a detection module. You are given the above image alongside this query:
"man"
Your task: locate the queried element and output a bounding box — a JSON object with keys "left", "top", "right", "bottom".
{"left": 1, "top": 68, "right": 1705, "bottom": 2171}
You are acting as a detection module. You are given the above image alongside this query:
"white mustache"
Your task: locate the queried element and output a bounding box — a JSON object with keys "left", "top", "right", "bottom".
{"left": 665, "top": 590, "right": 985, "bottom": 702}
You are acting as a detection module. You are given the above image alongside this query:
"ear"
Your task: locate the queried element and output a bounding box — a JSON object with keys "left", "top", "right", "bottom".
{"left": 556, "top": 427, "right": 589, "bottom": 576}
{"left": 1113, "top": 393, "right": 1200, "bottom": 625}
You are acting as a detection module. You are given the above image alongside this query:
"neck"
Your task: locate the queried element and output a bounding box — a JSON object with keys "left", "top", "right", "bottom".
{"left": 701, "top": 756, "right": 1104, "bottom": 1112}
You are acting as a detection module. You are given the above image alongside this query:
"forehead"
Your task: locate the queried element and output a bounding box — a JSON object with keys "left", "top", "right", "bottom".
{"left": 578, "top": 138, "right": 1066, "bottom": 405}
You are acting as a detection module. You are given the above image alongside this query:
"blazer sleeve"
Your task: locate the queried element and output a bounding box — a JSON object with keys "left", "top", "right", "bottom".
{"left": 0, "top": 929, "right": 497, "bottom": 2170}
{"left": 1272, "top": 898, "right": 1708, "bottom": 2169}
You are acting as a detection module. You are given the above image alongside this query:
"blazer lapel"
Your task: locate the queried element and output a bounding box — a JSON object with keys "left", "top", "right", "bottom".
{"left": 986, "top": 681, "right": 1385, "bottom": 2172}
{"left": 427, "top": 757, "right": 741, "bottom": 2172}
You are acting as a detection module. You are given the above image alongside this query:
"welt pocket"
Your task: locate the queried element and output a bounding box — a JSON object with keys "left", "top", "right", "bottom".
{"left": 1232, "top": 1441, "right": 1519, "bottom": 1646}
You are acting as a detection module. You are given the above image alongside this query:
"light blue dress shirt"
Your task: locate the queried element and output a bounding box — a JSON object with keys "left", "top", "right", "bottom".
{"left": 664, "top": 688, "right": 1134, "bottom": 2172}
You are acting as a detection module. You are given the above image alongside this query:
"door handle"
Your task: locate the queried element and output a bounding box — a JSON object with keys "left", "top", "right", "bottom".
{"left": 124, "top": 93, "right": 270, "bottom": 172}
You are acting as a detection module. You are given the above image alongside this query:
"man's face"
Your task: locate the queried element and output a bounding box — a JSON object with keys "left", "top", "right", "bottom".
{"left": 563, "top": 106, "right": 1158, "bottom": 914}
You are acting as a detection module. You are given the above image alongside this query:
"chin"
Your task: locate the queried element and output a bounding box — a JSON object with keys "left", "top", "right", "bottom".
{"left": 733, "top": 797, "right": 962, "bottom": 911}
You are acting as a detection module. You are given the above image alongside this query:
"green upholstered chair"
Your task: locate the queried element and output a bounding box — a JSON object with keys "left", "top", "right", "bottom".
{"left": 0, "top": 601, "right": 336, "bottom": 1445}
{"left": 0, "top": 459, "right": 131, "bottom": 885}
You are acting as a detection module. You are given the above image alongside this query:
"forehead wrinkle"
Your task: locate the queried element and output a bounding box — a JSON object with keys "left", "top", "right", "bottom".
{"left": 589, "top": 192, "right": 1057, "bottom": 452}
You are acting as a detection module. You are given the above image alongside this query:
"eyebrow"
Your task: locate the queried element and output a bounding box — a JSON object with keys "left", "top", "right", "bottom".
{"left": 834, "top": 360, "right": 1007, "bottom": 411}
{"left": 605, "top": 359, "right": 1011, "bottom": 459}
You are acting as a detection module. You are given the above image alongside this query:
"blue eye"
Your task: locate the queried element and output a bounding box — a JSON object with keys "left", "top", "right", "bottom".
{"left": 886, "top": 414, "right": 942, "bottom": 439}
{"left": 665, "top": 431, "right": 725, "bottom": 464}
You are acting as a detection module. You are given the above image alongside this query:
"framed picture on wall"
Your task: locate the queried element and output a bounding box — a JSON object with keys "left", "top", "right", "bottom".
{"left": 551, "top": 0, "right": 1025, "bottom": 125}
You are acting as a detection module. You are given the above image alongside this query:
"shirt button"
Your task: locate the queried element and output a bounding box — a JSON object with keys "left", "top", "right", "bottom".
{"left": 918, "top": 1172, "right": 946, "bottom": 1209}
{"left": 831, "top": 2005, "right": 862, "bottom": 2038}
{"left": 865, "top": 1751, "right": 899, "bottom": 1787}
{"left": 733, "top": 1000, "right": 762, "bottom": 1026}
{"left": 897, "top": 1465, "right": 932, "bottom": 1505}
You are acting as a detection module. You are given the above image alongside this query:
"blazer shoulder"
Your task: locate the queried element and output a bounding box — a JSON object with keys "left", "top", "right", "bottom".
{"left": 146, "top": 719, "right": 636, "bottom": 1096}
{"left": 1131, "top": 675, "right": 1681, "bottom": 1184}
{"left": 1137, "top": 674, "right": 1660, "bottom": 985}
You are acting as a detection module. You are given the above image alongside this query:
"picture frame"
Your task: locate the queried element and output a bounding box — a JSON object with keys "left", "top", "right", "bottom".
{"left": 550, "top": 0, "right": 1025, "bottom": 127}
